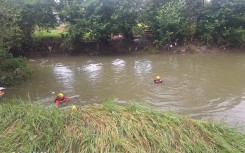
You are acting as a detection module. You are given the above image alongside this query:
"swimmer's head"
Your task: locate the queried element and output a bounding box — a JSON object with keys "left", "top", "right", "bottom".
{"left": 156, "top": 76, "right": 161, "bottom": 80}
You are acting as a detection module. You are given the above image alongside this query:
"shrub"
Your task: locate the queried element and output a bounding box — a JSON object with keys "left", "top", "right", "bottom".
{"left": 0, "top": 44, "right": 32, "bottom": 86}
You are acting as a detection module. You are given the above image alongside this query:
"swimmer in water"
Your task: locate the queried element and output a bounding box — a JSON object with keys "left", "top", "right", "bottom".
{"left": 54, "top": 93, "right": 72, "bottom": 107}
{"left": 154, "top": 76, "right": 162, "bottom": 84}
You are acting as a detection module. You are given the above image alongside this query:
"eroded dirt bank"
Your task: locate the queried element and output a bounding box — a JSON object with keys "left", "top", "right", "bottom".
{"left": 23, "top": 38, "right": 244, "bottom": 57}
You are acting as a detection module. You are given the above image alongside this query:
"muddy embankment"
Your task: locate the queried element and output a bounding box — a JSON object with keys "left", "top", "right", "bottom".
{"left": 24, "top": 38, "right": 244, "bottom": 57}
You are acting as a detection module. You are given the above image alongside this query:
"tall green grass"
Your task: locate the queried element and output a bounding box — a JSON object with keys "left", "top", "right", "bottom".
{"left": 0, "top": 99, "right": 244, "bottom": 152}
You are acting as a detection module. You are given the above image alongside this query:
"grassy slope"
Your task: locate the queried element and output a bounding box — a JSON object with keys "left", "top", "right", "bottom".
{"left": 0, "top": 99, "right": 245, "bottom": 152}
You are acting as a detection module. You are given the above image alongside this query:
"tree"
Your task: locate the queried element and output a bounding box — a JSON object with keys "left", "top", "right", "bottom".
{"left": 197, "top": 0, "right": 245, "bottom": 47}
{"left": 0, "top": 0, "right": 22, "bottom": 47}
{"left": 18, "top": 0, "right": 58, "bottom": 47}
{"left": 182, "top": 0, "right": 205, "bottom": 43}
{"left": 58, "top": 0, "right": 141, "bottom": 52}
{"left": 142, "top": 0, "right": 186, "bottom": 46}
{"left": 110, "top": 0, "right": 142, "bottom": 42}
{"left": 140, "top": 0, "right": 169, "bottom": 40}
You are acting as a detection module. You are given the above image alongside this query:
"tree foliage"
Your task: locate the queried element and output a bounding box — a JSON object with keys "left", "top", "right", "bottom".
{"left": 197, "top": 0, "right": 245, "bottom": 47}
{"left": 59, "top": 0, "right": 141, "bottom": 44}
{"left": 150, "top": 0, "right": 186, "bottom": 45}
{"left": 58, "top": 0, "right": 245, "bottom": 48}
{"left": 0, "top": 44, "right": 32, "bottom": 86}
{"left": 0, "top": 0, "right": 22, "bottom": 47}
{"left": 1, "top": 0, "right": 245, "bottom": 51}
{"left": 18, "top": 0, "right": 57, "bottom": 47}
{"left": 0, "top": 0, "right": 57, "bottom": 50}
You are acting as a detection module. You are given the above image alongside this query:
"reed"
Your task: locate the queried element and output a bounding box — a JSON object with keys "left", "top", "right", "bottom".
{"left": 0, "top": 99, "right": 244, "bottom": 152}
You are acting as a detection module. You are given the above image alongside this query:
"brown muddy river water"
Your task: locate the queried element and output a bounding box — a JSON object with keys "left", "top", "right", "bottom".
{"left": 4, "top": 53, "right": 245, "bottom": 126}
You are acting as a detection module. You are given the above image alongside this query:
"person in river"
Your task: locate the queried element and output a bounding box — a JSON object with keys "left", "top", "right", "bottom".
{"left": 54, "top": 93, "right": 72, "bottom": 107}
{"left": 0, "top": 87, "right": 5, "bottom": 97}
{"left": 154, "top": 76, "right": 162, "bottom": 84}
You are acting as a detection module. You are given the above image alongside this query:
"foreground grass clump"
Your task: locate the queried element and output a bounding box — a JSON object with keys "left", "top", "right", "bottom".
{"left": 0, "top": 99, "right": 245, "bottom": 152}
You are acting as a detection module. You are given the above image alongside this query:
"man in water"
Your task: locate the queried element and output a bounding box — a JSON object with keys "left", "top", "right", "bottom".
{"left": 154, "top": 76, "right": 162, "bottom": 83}
{"left": 54, "top": 93, "right": 71, "bottom": 107}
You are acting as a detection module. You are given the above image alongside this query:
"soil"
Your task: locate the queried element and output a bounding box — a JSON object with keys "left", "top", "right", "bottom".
{"left": 23, "top": 38, "right": 244, "bottom": 57}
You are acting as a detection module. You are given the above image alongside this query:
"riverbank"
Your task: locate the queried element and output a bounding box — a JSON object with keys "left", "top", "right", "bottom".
{"left": 22, "top": 37, "right": 245, "bottom": 57}
{"left": 0, "top": 99, "right": 244, "bottom": 152}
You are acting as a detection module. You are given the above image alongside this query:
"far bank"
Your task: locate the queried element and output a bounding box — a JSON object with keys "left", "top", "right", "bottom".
{"left": 20, "top": 38, "right": 245, "bottom": 58}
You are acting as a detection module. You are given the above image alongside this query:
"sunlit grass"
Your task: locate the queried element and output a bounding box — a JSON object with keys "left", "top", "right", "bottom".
{"left": 0, "top": 99, "right": 244, "bottom": 152}
{"left": 33, "top": 29, "right": 92, "bottom": 41}
{"left": 34, "top": 29, "right": 67, "bottom": 39}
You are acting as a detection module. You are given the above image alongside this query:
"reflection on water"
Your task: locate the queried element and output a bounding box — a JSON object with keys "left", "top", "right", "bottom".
{"left": 112, "top": 59, "right": 126, "bottom": 72}
{"left": 4, "top": 53, "right": 245, "bottom": 127}
{"left": 83, "top": 63, "right": 103, "bottom": 81}
{"left": 53, "top": 63, "right": 74, "bottom": 89}
{"left": 134, "top": 60, "right": 152, "bottom": 75}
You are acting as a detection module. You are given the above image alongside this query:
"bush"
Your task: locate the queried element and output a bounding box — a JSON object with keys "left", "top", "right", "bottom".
{"left": 0, "top": 44, "right": 32, "bottom": 86}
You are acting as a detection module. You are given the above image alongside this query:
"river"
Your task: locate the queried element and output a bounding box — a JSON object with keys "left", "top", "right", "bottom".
{"left": 3, "top": 52, "right": 245, "bottom": 127}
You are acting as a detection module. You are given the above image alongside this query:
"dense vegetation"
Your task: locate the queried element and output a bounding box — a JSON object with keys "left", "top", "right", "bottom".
{"left": 1, "top": 0, "right": 245, "bottom": 51}
{"left": 0, "top": 100, "right": 244, "bottom": 152}
{"left": 0, "top": 45, "right": 32, "bottom": 86}
{"left": 47, "top": 0, "right": 245, "bottom": 48}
